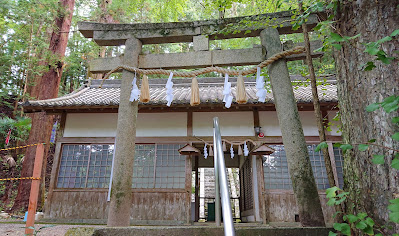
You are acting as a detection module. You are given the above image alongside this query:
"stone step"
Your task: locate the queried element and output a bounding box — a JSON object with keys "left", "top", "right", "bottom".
{"left": 66, "top": 226, "right": 333, "bottom": 236}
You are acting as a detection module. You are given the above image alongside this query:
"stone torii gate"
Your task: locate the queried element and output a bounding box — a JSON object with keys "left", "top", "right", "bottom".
{"left": 78, "top": 11, "right": 326, "bottom": 227}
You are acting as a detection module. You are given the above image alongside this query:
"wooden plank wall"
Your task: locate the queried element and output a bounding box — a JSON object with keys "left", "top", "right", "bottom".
{"left": 48, "top": 190, "right": 189, "bottom": 224}
{"left": 264, "top": 191, "right": 335, "bottom": 223}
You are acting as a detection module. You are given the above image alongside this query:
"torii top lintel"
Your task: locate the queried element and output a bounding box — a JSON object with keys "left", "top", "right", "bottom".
{"left": 78, "top": 11, "right": 324, "bottom": 46}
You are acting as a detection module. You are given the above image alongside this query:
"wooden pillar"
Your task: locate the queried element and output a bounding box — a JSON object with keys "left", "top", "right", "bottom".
{"left": 25, "top": 144, "right": 44, "bottom": 235}
{"left": 194, "top": 156, "right": 200, "bottom": 222}
{"left": 260, "top": 28, "right": 325, "bottom": 226}
{"left": 107, "top": 37, "right": 142, "bottom": 227}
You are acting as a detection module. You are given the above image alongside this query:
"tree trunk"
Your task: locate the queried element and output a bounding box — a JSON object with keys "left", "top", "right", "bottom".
{"left": 335, "top": 0, "right": 399, "bottom": 233}
{"left": 12, "top": 0, "right": 75, "bottom": 213}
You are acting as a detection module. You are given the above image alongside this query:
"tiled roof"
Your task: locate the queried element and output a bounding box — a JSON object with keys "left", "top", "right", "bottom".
{"left": 21, "top": 76, "right": 338, "bottom": 110}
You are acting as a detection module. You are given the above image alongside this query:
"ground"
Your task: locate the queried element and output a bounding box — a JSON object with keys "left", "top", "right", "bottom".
{"left": 0, "top": 220, "right": 101, "bottom": 236}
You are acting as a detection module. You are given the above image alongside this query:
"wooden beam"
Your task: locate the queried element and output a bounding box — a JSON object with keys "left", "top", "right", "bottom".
{"left": 25, "top": 144, "right": 44, "bottom": 235}
{"left": 89, "top": 41, "right": 323, "bottom": 73}
{"left": 79, "top": 11, "right": 323, "bottom": 46}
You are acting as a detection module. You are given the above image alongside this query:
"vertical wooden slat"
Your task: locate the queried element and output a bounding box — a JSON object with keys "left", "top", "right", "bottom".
{"left": 327, "top": 142, "right": 339, "bottom": 187}
{"left": 194, "top": 155, "right": 199, "bottom": 222}
{"left": 25, "top": 143, "right": 45, "bottom": 235}
{"left": 185, "top": 155, "right": 192, "bottom": 224}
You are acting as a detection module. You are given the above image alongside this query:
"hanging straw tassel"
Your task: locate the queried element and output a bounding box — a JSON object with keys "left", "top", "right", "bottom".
{"left": 235, "top": 74, "right": 247, "bottom": 104}
{"left": 238, "top": 145, "right": 243, "bottom": 156}
{"left": 140, "top": 74, "right": 150, "bottom": 103}
{"left": 209, "top": 146, "right": 214, "bottom": 156}
{"left": 222, "top": 141, "right": 227, "bottom": 152}
{"left": 190, "top": 77, "right": 200, "bottom": 106}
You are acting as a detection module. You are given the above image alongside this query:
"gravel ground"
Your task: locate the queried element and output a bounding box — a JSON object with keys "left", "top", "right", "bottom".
{"left": 0, "top": 222, "right": 101, "bottom": 236}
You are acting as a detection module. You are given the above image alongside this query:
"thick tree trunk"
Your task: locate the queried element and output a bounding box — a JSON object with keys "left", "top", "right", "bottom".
{"left": 335, "top": 0, "right": 399, "bottom": 233}
{"left": 12, "top": 0, "right": 75, "bottom": 213}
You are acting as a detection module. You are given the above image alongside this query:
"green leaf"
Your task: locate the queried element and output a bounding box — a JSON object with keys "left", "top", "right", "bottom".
{"left": 356, "top": 221, "right": 367, "bottom": 230}
{"left": 357, "top": 212, "right": 368, "bottom": 219}
{"left": 358, "top": 144, "right": 369, "bottom": 151}
{"left": 363, "top": 225, "right": 374, "bottom": 235}
{"left": 315, "top": 141, "right": 328, "bottom": 152}
{"left": 392, "top": 117, "right": 399, "bottom": 124}
{"left": 363, "top": 61, "right": 376, "bottom": 71}
{"left": 391, "top": 157, "right": 399, "bottom": 169}
{"left": 377, "top": 36, "right": 392, "bottom": 44}
{"left": 391, "top": 29, "right": 399, "bottom": 37}
{"left": 328, "top": 232, "right": 338, "bottom": 236}
{"left": 393, "top": 132, "right": 399, "bottom": 141}
{"left": 368, "top": 139, "right": 376, "bottom": 143}
{"left": 389, "top": 211, "right": 399, "bottom": 223}
{"left": 388, "top": 202, "right": 399, "bottom": 212}
{"left": 366, "top": 103, "right": 380, "bottom": 112}
{"left": 372, "top": 155, "right": 384, "bottom": 165}
{"left": 340, "top": 144, "right": 353, "bottom": 153}
{"left": 346, "top": 214, "right": 358, "bottom": 223}
{"left": 389, "top": 198, "right": 399, "bottom": 204}
{"left": 326, "top": 186, "right": 339, "bottom": 198}
{"left": 365, "top": 42, "right": 380, "bottom": 55}
{"left": 330, "top": 32, "right": 344, "bottom": 42}
{"left": 331, "top": 43, "right": 342, "bottom": 50}
{"left": 365, "top": 217, "right": 375, "bottom": 227}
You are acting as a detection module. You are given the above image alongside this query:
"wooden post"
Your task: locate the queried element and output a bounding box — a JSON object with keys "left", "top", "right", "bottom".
{"left": 194, "top": 156, "right": 199, "bottom": 222}
{"left": 260, "top": 28, "right": 325, "bottom": 226}
{"left": 107, "top": 37, "right": 142, "bottom": 227}
{"left": 25, "top": 143, "right": 44, "bottom": 235}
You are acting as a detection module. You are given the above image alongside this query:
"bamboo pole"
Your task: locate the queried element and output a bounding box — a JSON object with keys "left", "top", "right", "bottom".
{"left": 25, "top": 144, "right": 44, "bottom": 235}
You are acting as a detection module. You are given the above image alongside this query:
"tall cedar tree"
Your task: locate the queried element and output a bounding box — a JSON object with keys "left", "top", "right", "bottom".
{"left": 335, "top": 0, "right": 399, "bottom": 233}
{"left": 12, "top": 0, "right": 75, "bottom": 212}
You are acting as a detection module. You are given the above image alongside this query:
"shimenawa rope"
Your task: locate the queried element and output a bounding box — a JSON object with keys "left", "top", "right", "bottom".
{"left": 99, "top": 46, "right": 305, "bottom": 88}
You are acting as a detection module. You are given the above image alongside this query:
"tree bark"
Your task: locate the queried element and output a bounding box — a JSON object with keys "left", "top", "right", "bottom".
{"left": 261, "top": 28, "right": 325, "bottom": 226}
{"left": 107, "top": 37, "right": 142, "bottom": 227}
{"left": 335, "top": 0, "right": 399, "bottom": 233}
{"left": 12, "top": 0, "right": 75, "bottom": 213}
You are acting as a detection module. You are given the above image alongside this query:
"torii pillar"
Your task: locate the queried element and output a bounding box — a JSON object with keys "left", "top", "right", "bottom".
{"left": 107, "top": 38, "right": 142, "bottom": 227}
{"left": 260, "top": 28, "right": 325, "bottom": 226}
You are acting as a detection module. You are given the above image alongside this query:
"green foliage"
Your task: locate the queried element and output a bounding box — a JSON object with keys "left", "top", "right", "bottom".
{"left": 372, "top": 155, "right": 385, "bottom": 165}
{"left": 0, "top": 116, "right": 31, "bottom": 149}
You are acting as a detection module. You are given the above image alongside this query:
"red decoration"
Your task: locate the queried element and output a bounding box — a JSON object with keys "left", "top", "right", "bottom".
{"left": 258, "top": 132, "right": 265, "bottom": 138}
{"left": 5, "top": 129, "right": 11, "bottom": 145}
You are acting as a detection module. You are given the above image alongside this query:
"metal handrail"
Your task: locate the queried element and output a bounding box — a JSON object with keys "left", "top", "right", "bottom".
{"left": 213, "top": 117, "right": 236, "bottom": 236}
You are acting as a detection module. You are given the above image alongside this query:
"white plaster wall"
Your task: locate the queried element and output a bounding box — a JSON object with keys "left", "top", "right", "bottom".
{"left": 259, "top": 111, "right": 320, "bottom": 136}
{"left": 64, "top": 113, "right": 117, "bottom": 137}
{"left": 328, "top": 110, "right": 342, "bottom": 136}
{"left": 64, "top": 113, "right": 187, "bottom": 137}
{"left": 192, "top": 112, "right": 254, "bottom": 136}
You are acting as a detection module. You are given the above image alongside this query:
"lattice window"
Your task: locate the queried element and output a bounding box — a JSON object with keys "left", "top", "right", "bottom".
{"left": 154, "top": 144, "right": 186, "bottom": 189}
{"left": 263, "top": 145, "right": 292, "bottom": 190}
{"left": 57, "top": 143, "right": 185, "bottom": 189}
{"left": 333, "top": 146, "right": 344, "bottom": 188}
{"left": 57, "top": 144, "right": 113, "bottom": 188}
{"left": 132, "top": 144, "right": 156, "bottom": 188}
{"left": 263, "top": 144, "right": 333, "bottom": 190}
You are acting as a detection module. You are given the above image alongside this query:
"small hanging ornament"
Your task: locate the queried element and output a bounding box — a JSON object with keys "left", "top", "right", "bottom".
{"left": 222, "top": 141, "right": 227, "bottom": 152}
{"left": 223, "top": 74, "right": 233, "bottom": 108}
{"left": 209, "top": 145, "right": 214, "bottom": 156}
{"left": 230, "top": 144, "right": 234, "bottom": 159}
{"left": 238, "top": 145, "right": 243, "bottom": 156}
{"left": 243, "top": 142, "right": 249, "bottom": 157}
{"left": 256, "top": 67, "right": 267, "bottom": 102}
{"left": 165, "top": 72, "right": 174, "bottom": 106}
{"left": 190, "top": 77, "right": 200, "bottom": 106}
{"left": 140, "top": 74, "right": 150, "bottom": 103}
{"left": 129, "top": 72, "right": 140, "bottom": 102}
{"left": 236, "top": 73, "right": 247, "bottom": 104}
{"left": 203, "top": 143, "right": 208, "bottom": 159}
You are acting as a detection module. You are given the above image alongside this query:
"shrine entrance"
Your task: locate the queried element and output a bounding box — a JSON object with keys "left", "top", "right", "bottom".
{"left": 64, "top": 10, "right": 329, "bottom": 228}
